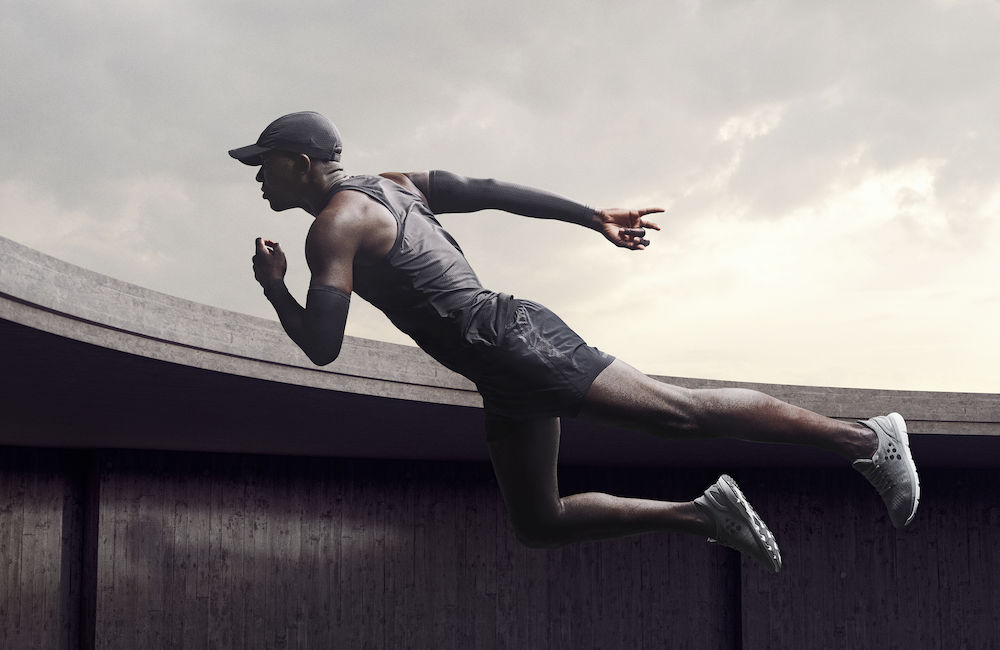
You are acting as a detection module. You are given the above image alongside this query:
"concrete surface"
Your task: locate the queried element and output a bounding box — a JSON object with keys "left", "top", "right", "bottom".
{"left": 2, "top": 234, "right": 997, "bottom": 466}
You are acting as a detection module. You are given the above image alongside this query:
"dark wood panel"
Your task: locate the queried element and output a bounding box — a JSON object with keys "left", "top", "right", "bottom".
{"left": 0, "top": 448, "right": 84, "bottom": 650}
{"left": 739, "top": 468, "right": 1000, "bottom": 649}
{"left": 6, "top": 446, "right": 995, "bottom": 649}
{"left": 92, "top": 451, "right": 737, "bottom": 649}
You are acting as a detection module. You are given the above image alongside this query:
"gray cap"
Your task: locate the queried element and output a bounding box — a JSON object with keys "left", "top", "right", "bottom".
{"left": 228, "top": 111, "right": 343, "bottom": 166}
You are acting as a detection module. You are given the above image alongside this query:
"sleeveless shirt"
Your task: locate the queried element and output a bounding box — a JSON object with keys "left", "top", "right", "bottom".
{"left": 325, "top": 175, "right": 509, "bottom": 378}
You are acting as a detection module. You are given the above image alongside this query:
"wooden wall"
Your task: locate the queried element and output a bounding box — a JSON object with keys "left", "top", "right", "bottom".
{"left": 1, "top": 446, "right": 997, "bottom": 649}
{"left": 740, "top": 469, "right": 1000, "bottom": 648}
{"left": 0, "top": 449, "right": 84, "bottom": 650}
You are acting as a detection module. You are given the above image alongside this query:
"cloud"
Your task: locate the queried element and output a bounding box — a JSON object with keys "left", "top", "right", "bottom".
{"left": 2, "top": 0, "right": 999, "bottom": 390}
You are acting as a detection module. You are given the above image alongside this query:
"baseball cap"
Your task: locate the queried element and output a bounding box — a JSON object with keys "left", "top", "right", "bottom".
{"left": 228, "top": 111, "right": 343, "bottom": 166}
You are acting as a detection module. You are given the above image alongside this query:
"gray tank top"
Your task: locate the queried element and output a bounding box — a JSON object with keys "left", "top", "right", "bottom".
{"left": 326, "top": 175, "right": 508, "bottom": 375}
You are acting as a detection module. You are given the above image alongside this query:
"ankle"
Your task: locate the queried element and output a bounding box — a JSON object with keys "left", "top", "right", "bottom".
{"left": 688, "top": 499, "right": 717, "bottom": 537}
{"left": 844, "top": 422, "right": 878, "bottom": 460}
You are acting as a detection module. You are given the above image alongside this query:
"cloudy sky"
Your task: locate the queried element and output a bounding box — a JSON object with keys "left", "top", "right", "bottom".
{"left": 2, "top": 0, "right": 998, "bottom": 392}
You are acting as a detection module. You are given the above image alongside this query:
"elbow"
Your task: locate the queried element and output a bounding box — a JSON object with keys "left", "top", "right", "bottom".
{"left": 304, "top": 341, "right": 342, "bottom": 367}
{"left": 299, "top": 290, "right": 350, "bottom": 365}
{"left": 307, "top": 348, "right": 340, "bottom": 366}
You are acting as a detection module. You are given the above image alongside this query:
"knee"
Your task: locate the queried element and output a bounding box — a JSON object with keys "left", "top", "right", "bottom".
{"left": 585, "top": 363, "right": 703, "bottom": 436}
{"left": 670, "top": 387, "right": 782, "bottom": 438}
{"left": 640, "top": 385, "right": 702, "bottom": 436}
{"left": 509, "top": 511, "right": 567, "bottom": 549}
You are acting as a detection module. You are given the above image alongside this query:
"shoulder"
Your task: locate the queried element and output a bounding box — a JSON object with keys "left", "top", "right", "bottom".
{"left": 307, "top": 188, "right": 397, "bottom": 262}
{"left": 379, "top": 171, "right": 430, "bottom": 203}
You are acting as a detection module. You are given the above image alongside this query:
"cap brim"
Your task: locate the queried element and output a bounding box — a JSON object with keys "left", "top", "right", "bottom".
{"left": 228, "top": 144, "right": 269, "bottom": 166}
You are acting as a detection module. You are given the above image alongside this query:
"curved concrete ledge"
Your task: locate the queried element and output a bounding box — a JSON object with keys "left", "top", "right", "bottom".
{"left": 2, "top": 234, "right": 998, "bottom": 466}
{"left": 0, "top": 235, "right": 481, "bottom": 407}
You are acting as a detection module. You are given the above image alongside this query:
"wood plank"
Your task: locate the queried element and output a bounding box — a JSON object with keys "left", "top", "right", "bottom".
{"left": 740, "top": 468, "right": 1000, "bottom": 648}
{"left": 89, "top": 451, "right": 739, "bottom": 648}
{"left": 0, "top": 448, "right": 84, "bottom": 650}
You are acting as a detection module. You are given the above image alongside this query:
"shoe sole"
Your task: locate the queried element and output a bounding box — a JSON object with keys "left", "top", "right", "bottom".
{"left": 715, "top": 474, "right": 781, "bottom": 573}
{"left": 888, "top": 412, "right": 921, "bottom": 527}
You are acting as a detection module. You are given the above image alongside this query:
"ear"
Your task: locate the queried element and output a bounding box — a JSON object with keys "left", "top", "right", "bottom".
{"left": 293, "top": 153, "right": 312, "bottom": 176}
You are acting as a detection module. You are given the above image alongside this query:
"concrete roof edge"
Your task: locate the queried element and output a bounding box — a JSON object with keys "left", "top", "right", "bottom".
{"left": 0, "top": 234, "right": 479, "bottom": 408}
{"left": 2, "top": 235, "right": 997, "bottom": 433}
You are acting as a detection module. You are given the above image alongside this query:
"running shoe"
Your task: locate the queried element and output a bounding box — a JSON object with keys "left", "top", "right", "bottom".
{"left": 852, "top": 412, "right": 920, "bottom": 528}
{"left": 694, "top": 474, "right": 781, "bottom": 573}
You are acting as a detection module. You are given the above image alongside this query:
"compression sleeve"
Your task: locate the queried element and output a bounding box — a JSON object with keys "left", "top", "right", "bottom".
{"left": 301, "top": 285, "right": 350, "bottom": 365}
{"left": 426, "top": 170, "right": 600, "bottom": 228}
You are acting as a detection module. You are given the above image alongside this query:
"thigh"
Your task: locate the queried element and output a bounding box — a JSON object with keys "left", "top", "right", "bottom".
{"left": 486, "top": 416, "right": 563, "bottom": 524}
{"left": 578, "top": 358, "right": 698, "bottom": 435}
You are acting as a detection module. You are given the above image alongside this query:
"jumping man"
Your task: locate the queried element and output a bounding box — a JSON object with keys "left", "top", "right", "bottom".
{"left": 229, "top": 111, "right": 920, "bottom": 573}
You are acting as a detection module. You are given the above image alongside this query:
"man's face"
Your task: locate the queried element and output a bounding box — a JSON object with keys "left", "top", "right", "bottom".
{"left": 255, "top": 151, "right": 302, "bottom": 211}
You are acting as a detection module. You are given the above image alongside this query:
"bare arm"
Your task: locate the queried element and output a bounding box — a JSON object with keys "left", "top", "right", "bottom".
{"left": 388, "top": 170, "right": 664, "bottom": 251}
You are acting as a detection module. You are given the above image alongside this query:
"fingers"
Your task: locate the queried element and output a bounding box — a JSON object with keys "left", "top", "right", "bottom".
{"left": 255, "top": 238, "right": 281, "bottom": 254}
{"left": 638, "top": 208, "right": 663, "bottom": 231}
{"left": 618, "top": 228, "right": 651, "bottom": 250}
{"left": 622, "top": 228, "right": 651, "bottom": 246}
{"left": 254, "top": 238, "right": 277, "bottom": 271}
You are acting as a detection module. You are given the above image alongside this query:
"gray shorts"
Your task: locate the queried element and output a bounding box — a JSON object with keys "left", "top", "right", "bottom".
{"left": 470, "top": 297, "right": 614, "bottom": 427}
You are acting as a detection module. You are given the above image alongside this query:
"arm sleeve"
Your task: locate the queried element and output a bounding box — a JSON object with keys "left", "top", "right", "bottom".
{"left": 301, "top": 285, "right": 350, "bottom": 366}
{"left": 426, "top": 170, "right": 599, "bottom": 229}
{"left": 264, "top": 282, "right": 350, "bottom": 366}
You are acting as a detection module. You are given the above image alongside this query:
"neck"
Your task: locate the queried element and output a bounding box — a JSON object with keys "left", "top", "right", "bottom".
{"left": 323, "top": 168, "right": 349, "bottom": 192}
{"left": 304, "top": 165, "right": 349, "bottom": 216}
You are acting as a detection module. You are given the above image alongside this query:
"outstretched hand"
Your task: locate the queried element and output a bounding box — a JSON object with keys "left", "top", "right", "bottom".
{"left": 596, "top": 207, "right": 664, "bottom": 250}
{"left": 253, "top": 237, "right": 288, "bottom": 290}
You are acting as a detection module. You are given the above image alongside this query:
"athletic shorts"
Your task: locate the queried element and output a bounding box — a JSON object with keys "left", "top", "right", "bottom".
{"left": 467, "top": 296, "right": 614, "bottom": 428}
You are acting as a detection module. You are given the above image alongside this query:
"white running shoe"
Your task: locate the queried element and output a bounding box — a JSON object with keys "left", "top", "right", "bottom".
{"left": 694, "top": 474, "right": 781, "bottom": 573}
{"left": 852, "top": 412, "right": 920, "bottom": 528}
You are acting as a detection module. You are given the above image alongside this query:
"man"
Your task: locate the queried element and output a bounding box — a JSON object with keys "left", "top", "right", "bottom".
{"left": 230, "top": 111, "right": 920, "bottom": 573}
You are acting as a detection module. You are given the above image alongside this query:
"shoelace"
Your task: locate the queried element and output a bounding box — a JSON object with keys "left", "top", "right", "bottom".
{"left": 866, "top": 461, "right": 897, "bottom": 496}
{"left": 722, "top": 492, "right": 778, "bottom": 563}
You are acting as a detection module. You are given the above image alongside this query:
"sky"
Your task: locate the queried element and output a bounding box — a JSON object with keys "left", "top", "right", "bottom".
{"left": 2, "top": 0, "right": 998, "bottom": 393}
